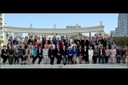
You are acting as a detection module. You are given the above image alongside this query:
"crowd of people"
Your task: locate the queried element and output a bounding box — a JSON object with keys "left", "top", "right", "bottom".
{"left": 1, "top": 34, "right": 128, "bottom": 65}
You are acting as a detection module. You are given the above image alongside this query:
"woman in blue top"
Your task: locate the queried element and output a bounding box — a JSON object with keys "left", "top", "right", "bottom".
{"left": 72, "top": 46, "right": 78, "bottom": 64}
{"left": 31, "top": 47, "right": 37, "bottom": 64}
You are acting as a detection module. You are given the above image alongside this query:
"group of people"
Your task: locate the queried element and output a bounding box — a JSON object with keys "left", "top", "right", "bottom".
{"left": 1, "top": 34, "right": 128, "bottom": 65}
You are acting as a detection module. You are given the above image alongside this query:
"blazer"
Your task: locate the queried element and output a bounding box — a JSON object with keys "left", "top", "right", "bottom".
{"left": 55, "top": 48, "right": 62, "bottom": 56}
{"left": 37, "top": 48, "right": 43, "bottom": 56}
{"left": 61, "top": 48, "right": 67, "bottom": 56}
{"left": 1, "top": 49, "right": 8, "bottom": 57}
{"left": 72, "top": 48, "right": 78, "bottom": 55}
{"left": 77, "top": 49, "right": 84, "bottom": 56}
{"left": 99, "top": 48, "right": 105, "bottom": 57}
{"left": 83, "top": 48, "right": 88, "bottom": 57}
{"left": 48, "top": 49, "right": 55, "bottom": 57}
{"left": 67, "top": 49, "right": 74, "bottom": 55}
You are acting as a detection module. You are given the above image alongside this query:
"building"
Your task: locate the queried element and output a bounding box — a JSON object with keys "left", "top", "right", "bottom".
{"left": 116, "top": 13, "right": 128, "bottom": 36}
{"left": 2, "top": 23, "right": 104, "bottom": 45}
{"left": 66, "top": 24, "right": 81, "bottom": 28}
{"left": 95, "top": 32, "right": 109, "bottom": 38}
{"left": 110, "top": 30, "right": 116, "bottom": 37}
{"left": 0, "top": 13, "right": 4, "bottom": 40}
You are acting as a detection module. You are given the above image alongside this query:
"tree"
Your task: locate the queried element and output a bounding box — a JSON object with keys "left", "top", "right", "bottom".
{"left": 113, "top": 36, "right": 128, "bottom": 47}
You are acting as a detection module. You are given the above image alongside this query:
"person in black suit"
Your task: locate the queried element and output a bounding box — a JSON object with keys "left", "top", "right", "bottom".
{"left": 55, "top": 46, "right": 62, "bottom": 64}
{"left": 48, "top": 46, "right": 55, "bottom": 65}
{"left": 83, "top": 45, "right": 89, "bottom": 63}
{"left": 61, "top": 46, "right": 68, "bottom": 65}
{"left": 77, "top": 46, "right": 84, "bottom": 64}
{"left": 1, "top": 45, "right": 8, "bottom": 64}
{"left": 85, "top": 38, "right": 89, "bottom": 63}
{"left": 32, "top": 45, "right": 43, "bottom": 64}
{"left": 42, "top": 36, "right": 46, "bottom": 48}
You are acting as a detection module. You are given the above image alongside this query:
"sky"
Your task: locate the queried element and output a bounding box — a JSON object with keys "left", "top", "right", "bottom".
{"left": 4, "top": 13, "right": 118, "bottom": 37}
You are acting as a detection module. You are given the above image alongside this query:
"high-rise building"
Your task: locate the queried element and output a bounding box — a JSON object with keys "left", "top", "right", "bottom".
{"left": 0, "top": 13, "right": 4, "bottom": 40}
{"left": 110, "top": 30, "right": 116, "bottom": 37}
{"left": 116, "top": 13, "right": 128, "bottom": 36}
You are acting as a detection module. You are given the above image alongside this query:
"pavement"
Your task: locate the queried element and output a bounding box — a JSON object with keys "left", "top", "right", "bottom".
{"left": 0, "top": 57, "right": 128, "bottom": 69}
{"left": 1, "top": 63, "right": 127, "bottom": 69}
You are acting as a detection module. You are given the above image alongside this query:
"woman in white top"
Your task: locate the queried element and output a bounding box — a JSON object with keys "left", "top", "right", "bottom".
{"left": 88, "top": 46, "right": 93, "bottom": 63}
{"left": 71, "top": 41, "right": 76, "bottom": 49}
{"left": 43, "top": 45, "right": 49, "bottom": 64}
{"left": 110, "top": 45, "right": 116, "bottom": 64}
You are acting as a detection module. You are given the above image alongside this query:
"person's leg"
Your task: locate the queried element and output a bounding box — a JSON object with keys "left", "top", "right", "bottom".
{"left": 21, "top": 55, "right": 23, "bottom": 64}
{"left": 16, "top": 57, "right": 19, "bottom": 64}
{"left": 28, "top": 55, "right": 31, "bottom": 64}
{"left": 14, "top": 56, "right": 16, "bottom": 64}
{"left": 46, "top": 56, "right": 49, "bottom": 64}
{"left": 118, "top": 56, "right": 121, "bottom": 63}
{"left": 24, "top": 56, "right": 26, "bottom": 64}
{"left": 102, "top": 56, "right": 104, "bottom": 64}
{"left": 32, "top": 56, "right": 37, "bottom": 64}
{"left": 3, "top": 56, "right": 7, "bottom": 63}
{"left": 51, "top": 57, "right": 54, "bottom": 65}
{"left": 50, "top": 57, "right": 52, "bottom": 64}
{"left": 10, "top": 55, "right": 14, "bottom": 64}
{"left": 98, "top": 56, "right": 101, "bottom": 64}
{"left": 68, "top": 55, "right": 70, "bottom": 64}
{"left": 43, "top": 56, "right": 46, "bottom": 64}
{"left": 38, "top": 56, "right": 43, "bottom": 64}
{"left": 57, "top": 56, "right": 59, "bottom": 64}
{"left": 93, "top": 56, "right": 96, "bottom": 64}
{"left": 79, "top": 56, "right": 83, "bottom": 64}
{"left": 106, "top": 56, "right": 108, "bottom": 63}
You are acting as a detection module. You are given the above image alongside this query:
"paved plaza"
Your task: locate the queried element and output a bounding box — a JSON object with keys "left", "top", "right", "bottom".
{"left": 0, "top": 58, "right": 127, "bottom": 69}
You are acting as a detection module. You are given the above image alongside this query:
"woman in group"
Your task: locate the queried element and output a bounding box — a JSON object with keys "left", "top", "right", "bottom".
{"left": 105, "top": 45, "right": 110, "bottom": 63}
{"left": 72, "top": 46, "right": 78, "bottom": 64}
{"left": 61, "top": 45, "right": 68, "bottom": 65}
{"left": 7, "top": 41, "right": 14, "bottom": 65}
{"left": 77, "top": 46, "right": 83, "bottom": 64}
{"left": 43, "top": 44, "right": 49, "bottom": 64}
{"left": 67, "top": 46, "right": 73, "bottom": 64}
{"left": 93, "top": 45, "right": 99, "bottom": 64}
{"left": 14, "top": 46, "right": 20, "bottom": 64}
{"left": 37, "top": 36, "right": 41, "bottom": 45}
{"left": 44, "top": 40, "right": 49, "bottom": 49}
{"left": 1, "top": 45, "right": 8, "bottom": 64}
{"left": 116, "top": 46, "right": 122, "bottom": 63}
{"left": 55, "top": 45, "right": 62, "bottom": 64}
{"left": 71, "top": 41, "right": 76, "bottom": 49}
{"left": 83, "top": 45, "right": 88, "bottom": 64}
{"left": 88, "top": 46, "right": 93, "bottom": 64}
{"left": 26, "top": 46, "right": 31, "bottom": 64}
{"left": 24, "top": 36, "right": 28, "bottom": 45}
{"left": 36, "top": 45, "right": 43, "bottom": 64}
{"left": 48, "top": 46, "right": 55, "bottom": 65}
{"left": 122, "top": 47, "right": 127, "bottom": 63}
{"left": 21, "top": 46, "right": 26, "bottom": 65}
{"left": 110, "top": 45, "right": 116, "bottom": 64}
{"left": 49, "top": 41, "right": 55, "bottom": 50}
{"left": 31, "top": 47, "right": 37, "bottom": 64}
